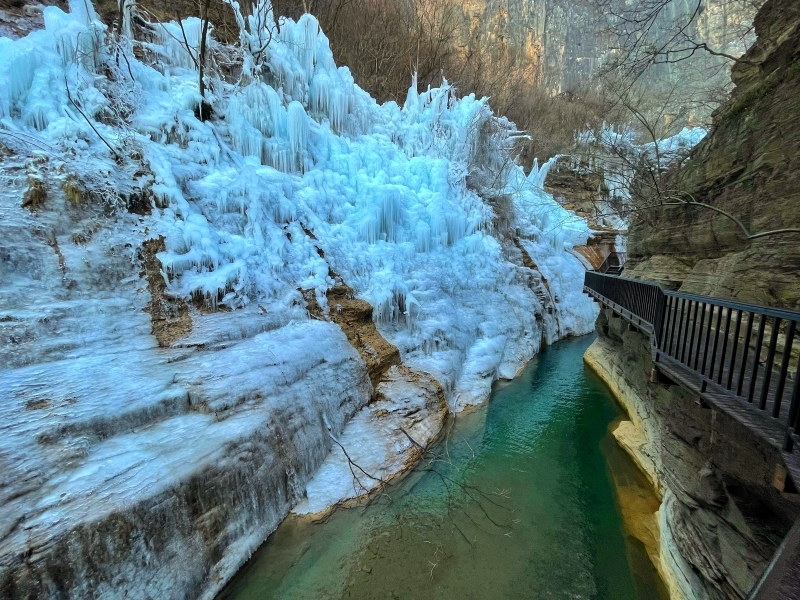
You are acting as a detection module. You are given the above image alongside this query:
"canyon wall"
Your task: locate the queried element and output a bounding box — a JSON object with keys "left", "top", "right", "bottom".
{"left": 589, "top": 3, "right": 800, "bottom": 597}
{"left": 586, "top": 308, "right": 800, "bottom": 600}
{"left": 457, "top": 0, "right": 601, "bottom": 90}
{"left": 627, "top": 0, "right": 800, "bottom": 309}
{"left": 455, "top": 0, "right": 758, "bottom": 92}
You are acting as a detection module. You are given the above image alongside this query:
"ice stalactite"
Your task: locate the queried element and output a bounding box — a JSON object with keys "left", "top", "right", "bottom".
{"left": 155, "top": 18, "right": 208, "bottom": 71}
{"left": 287, "top": 100, "right": 308, "bottom": 171}
{"left": 527, "top": 155, "right": 560, "bottom": 190}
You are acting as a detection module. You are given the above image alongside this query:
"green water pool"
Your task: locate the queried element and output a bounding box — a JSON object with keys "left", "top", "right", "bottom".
{"left": 220, "top": 334, "right": 669, "bottom": 600}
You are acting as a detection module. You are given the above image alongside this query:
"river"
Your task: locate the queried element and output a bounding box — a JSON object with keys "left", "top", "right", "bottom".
{"left": 219, "top": 334, "right": 669, "bottom": 600}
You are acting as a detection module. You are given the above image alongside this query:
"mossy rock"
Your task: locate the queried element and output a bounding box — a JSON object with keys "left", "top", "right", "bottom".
{"left": 21, "top": 177, "right": 46, "bottom": 209}
{"left": 64, "top": 175, "right": 86, "bottom": 204}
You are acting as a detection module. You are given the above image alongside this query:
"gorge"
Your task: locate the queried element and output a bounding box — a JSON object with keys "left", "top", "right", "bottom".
{"left": 584, "top": 1, "right": 800, "bottom": 598}
{"left": 0, "top": 0, "right": 798, "bottom": 598}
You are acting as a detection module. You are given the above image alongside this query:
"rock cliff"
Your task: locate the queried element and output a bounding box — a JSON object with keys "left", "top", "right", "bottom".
{"left": 586, "top": 309, "right": 800, "bottom": 600}
{"left": 627, "top": 0, "right": 800, "bottom": 309}
{"left": 585, "top": 4, "right": 800, "bottom": 597}
{"left": 455, "top": 0, "right": 757, "bottom": 92}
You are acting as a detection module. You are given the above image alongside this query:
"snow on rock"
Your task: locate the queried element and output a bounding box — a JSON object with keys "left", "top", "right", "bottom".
{"left": 294, "top": 365, "right": 447, "bottom": 516}
{"left": 571, "top": 124, "right": 707, "bottom": 230}
{"left": 0, "top": 1, "right": 598, "bottom": 597}
{"left": 0, "top": 152, "right": 372, "bottom": 600}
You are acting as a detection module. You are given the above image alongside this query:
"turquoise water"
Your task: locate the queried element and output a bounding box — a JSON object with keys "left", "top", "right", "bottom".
{"left": 220, "top": 334, "right": 669, "bottom": 600}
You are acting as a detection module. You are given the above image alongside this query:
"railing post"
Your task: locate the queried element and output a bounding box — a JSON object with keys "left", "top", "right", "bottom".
{"left": 784, "top": 370, "right": 800, "bottom": 452}
{"left": 773, "top": 321, "right": 796, "bottom": 419}
{"left": 747, "top": 315, "right": 767, "bottom": 404}
{"left": 759, "top": 317, "right": 781, "bottom": 410}
{"left": 653, "top": 290, "right": 666, "bottom": 350}
{"left": 716, "top": 308, "right": 733, "bottom": 386}
{"left": 672, "top": 298, "right": 686, "bottom": 357}
{"left": 726, "top": 310, "right": 743, "bottom": 390}
{"left": 693, "top": 302, "right": 708, "bottom": 371}
{"left": 686, "top": 301, "right": 700, "bottom": 365}
{"left": 709, "top": 307, "right": 724, "bottom": 380}
{"left": 664, "top": 296, "right": 675, "bottom": 353}
{"left": 737, "top": 312, "right": 754, "bottom": 397}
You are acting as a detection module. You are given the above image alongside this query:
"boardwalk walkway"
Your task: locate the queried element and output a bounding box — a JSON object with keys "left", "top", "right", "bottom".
{"left": 584, "top": 271, "right": 800, "bottom": 600}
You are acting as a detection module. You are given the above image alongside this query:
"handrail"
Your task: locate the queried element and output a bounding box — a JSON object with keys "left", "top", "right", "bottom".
{"left": 584, "top": 271, "right": 664, "bottom": 337}
{"left": 666, "top": 289, "right": 800, "bottom": 323}
{"left": 584, "top": 271, "right": 800, "bottom": 452}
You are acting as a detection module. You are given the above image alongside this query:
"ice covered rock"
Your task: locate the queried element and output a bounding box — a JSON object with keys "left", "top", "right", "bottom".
{"left": 0, "top": 2, "right": 598, "bottom": 596}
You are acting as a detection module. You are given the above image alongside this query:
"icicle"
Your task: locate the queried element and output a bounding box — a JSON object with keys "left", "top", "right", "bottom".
{"left": 68, "top": 0, "right": 99, "bottom": 26}
{"left": 119, "top": 0, "right": 133, "bottom": 38}
{"left": 526, "top": 155, "right": 560, "bottom": 190}
{"left": 287, "top": 101, "right": 308, "bottom": 171}
{"left": 294, "top": 14, "right": 319, "bottom": 82}
{"left": 404, "top": 72, "right": 419, "bottom": 116}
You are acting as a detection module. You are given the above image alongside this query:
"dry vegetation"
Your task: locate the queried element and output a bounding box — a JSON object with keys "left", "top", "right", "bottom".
{"left": 88, "top": 0, "right": 607, "bottom": 165}
{"left": 11, "top": 0, "right": 760, "bottom": 167}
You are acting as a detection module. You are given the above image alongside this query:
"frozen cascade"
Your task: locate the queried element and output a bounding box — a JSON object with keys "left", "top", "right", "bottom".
{"left": 570, "top": 124, "right": 706, "bottom": 229}
{"left": 287, "top": 100, "right": 308, "bottom": 170}
{"left": 0, "top": 1, "right": 599, "bottom": 598}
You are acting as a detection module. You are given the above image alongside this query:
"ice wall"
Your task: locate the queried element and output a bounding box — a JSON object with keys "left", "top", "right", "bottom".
{"left": 0, "top": 151, "right": 373, "bottom": 598}
{"left": 0, "top": 0, "right": 595, "bottom": 397}
{"left": 0, "top": 1, "right": 597, "bottom": 596}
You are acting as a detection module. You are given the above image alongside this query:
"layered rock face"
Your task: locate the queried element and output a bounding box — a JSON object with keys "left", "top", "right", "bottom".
{"left": 586, "top": 309, "right": 800, "bottom": 600}
{"left": 585, "top": 5, "right": 800, "bottom": 596}
{"left": 545, "top": 168, "right": 607, "bottom": 216}
{"left": 627, "top": 0, "right": 800, "bottom": 309}
{"left": 0, "top": 166, "right": 375, "bottom": 599}
{"left": 457, "top": 0, "right": 601, "bottom": 89}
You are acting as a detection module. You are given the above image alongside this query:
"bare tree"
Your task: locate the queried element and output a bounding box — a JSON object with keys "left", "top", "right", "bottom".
{"left": 570, "top": 73, "right": 800, "bottom": 242}
{"left": 197, "top": 0, "right": 212, "bottom": 120}
{"left": 597, "top": 0, "right": 763, "bottom": 82}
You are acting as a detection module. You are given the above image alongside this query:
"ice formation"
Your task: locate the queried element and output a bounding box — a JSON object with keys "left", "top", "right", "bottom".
{"left": 570, "top": 124, "right": 707, "bottom": 229}
{"left": 0, "top": 1, "right": 596, "bottom": 388}
{"left": 0, "top": 1, "right": 598, "bottom": 597}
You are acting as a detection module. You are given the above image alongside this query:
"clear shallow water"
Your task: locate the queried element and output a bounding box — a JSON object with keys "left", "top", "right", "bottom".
{"left": 220, "top": 334, "right": 669, "bottom": 600}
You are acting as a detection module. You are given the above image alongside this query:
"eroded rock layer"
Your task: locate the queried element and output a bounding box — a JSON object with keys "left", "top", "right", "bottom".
{"left": 628, "top": 0, "right": 800, "bottom": 309}
{"left": 585, "top": 308, "right": 800, "bottom": 600}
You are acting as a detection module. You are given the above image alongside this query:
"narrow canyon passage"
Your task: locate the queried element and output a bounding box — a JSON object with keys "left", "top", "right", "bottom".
{"left": 219, "top": 335, "right": 669, "bottom": 600}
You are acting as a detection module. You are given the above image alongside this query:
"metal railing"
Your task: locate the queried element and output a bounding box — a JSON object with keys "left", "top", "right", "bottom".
{"left": 584, "top": 271, "right": 664, "bottom": 336}
{"left": 585, "top": 272, "right": 800, "bottom": 452}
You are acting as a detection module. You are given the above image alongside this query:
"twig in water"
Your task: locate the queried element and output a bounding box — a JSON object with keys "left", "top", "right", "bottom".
{"left": 463, "top": 436, "right": 475, "bottom": 458}
{"left": 399, "top": 426, "right": 427, "bottom": 452}
{"left": 328, "top": 431, "right": 390, "bottom": 496}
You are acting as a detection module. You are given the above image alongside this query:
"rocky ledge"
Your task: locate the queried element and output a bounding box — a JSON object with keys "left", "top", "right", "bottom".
{"left": 585, "top": 308, "right": 800, "bottom": 600}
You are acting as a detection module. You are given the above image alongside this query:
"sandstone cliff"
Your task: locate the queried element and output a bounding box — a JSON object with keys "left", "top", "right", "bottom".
{"left": 586, "top": 309, "right": 800, "bottom": 600}
{"left": 627, "top": 0, "right": 800, "bottom": 309}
